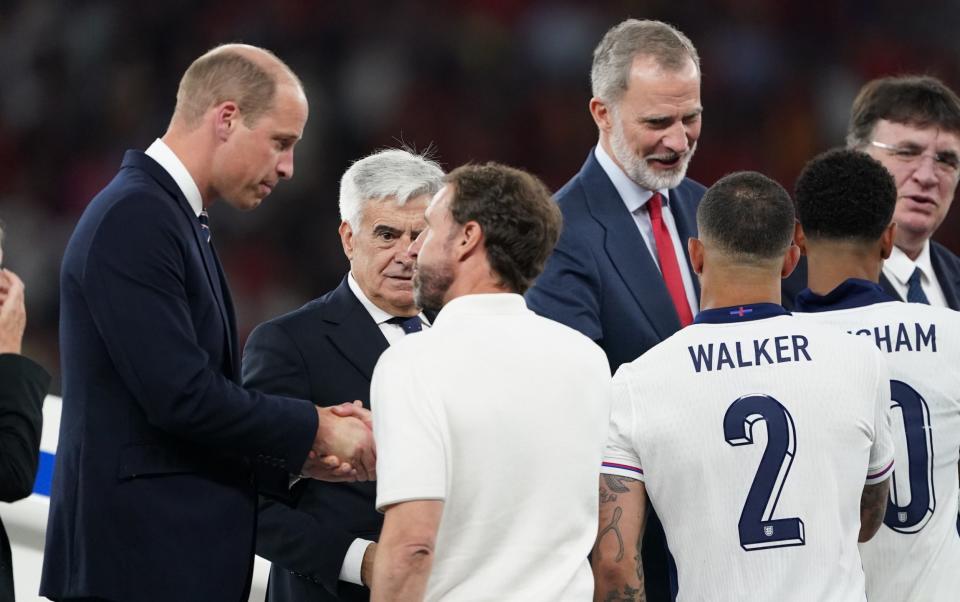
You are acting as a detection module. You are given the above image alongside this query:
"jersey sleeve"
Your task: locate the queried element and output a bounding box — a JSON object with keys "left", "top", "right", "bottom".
{"left": 372, "top": 343, "right": 448, "bottom": 511}
{"left": 600, "top": 371, "right": 644, "bottom": 482}
{"left": 866, "top": 349, "right": 895, "bottom": 486}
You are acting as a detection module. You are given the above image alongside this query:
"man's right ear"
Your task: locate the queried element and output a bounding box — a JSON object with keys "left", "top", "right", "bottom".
{"left": 589, "top": 97, "right": 613, "bottom": 132}
{"left": 338, "top": 221, "right": 354, "bottom": 260}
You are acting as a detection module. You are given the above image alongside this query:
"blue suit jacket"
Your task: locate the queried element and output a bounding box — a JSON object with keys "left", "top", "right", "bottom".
{"left": 782, "top": 241, "right": 960, "bottom": 311}
{"left": 243, "top": 277, "right": 388, "bottom": 602}
{"left": 41, "top": 151, "right": 319, "bottom": 602}
{"left": 526, "top": 149, "right": 706, "bottom": 373}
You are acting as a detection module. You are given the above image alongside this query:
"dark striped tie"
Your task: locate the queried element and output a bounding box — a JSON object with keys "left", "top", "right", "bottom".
{"left": 199, "top": 209, "right": 211, "bottom": 243}
{"left": 906, "top": 267, "right": 929, "bottom": 304}
{"left": 387, "top": 316, "right": 423, "bottom": 334}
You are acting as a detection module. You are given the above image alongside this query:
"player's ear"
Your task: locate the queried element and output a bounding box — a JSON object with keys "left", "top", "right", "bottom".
{"left": 688, "top": 237, "right": 704, "bottom": 275}
{"left": 781, "top": 242, "right": 801, "bottom": 279}
{"left": 879, "top": 222, "right": 896, "bottom": 260}
{"left": 793, "top": 220, "right": 807, "bottom": 256}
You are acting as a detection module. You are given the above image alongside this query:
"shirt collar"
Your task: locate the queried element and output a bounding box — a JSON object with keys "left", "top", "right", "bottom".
{"left": 884, "top": 241, "right": 934, "bottom": 286}
{"left": 593, "top": 144, "right": 669, "bottom": 214}
{"left": 694, "top": 303, "right": 790, "bottom": 325}
{"left": 432, "top": 293, "right": 529, "bottom": 327}
{"left": 347, "top": 272, "right": 429, "bottom": 327}
{"left": 145, "top": 138, "right": 204, "bottom": 217}
{"left": 793, "top": 278, "right": 896, "bottom": 313}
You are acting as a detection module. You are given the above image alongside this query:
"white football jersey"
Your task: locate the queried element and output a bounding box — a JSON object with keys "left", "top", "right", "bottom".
{"left": 601, "top": 304, "right": 894, "bottom": 602}
{"left": 794, "top": 286, "right": 960, "bottom": 602}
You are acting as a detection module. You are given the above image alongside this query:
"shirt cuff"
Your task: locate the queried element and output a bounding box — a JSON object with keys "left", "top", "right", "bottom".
{"left": 339, "top": 538, "right": 374, "bottom": 586}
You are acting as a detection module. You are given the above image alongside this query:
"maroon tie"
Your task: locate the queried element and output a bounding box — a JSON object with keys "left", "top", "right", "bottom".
{"left": 647, "top": 193, "right": 694, "bottom": 327}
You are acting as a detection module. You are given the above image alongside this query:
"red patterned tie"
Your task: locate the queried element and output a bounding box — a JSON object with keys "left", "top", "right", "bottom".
{"left": 647, "top": 193, "right": 694, "bottom": 327}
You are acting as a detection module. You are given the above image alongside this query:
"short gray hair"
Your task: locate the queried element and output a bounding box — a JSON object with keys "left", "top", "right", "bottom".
{"left": 339, "top": 149, "right": 445, "bottom": 229}
{"left": 591, "top": 19, "right": 700, "bottom": 104}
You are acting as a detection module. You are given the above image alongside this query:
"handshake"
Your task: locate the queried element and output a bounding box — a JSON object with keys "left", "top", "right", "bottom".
{"left": 302, "top": 401, "right": 377, "bottom": 482}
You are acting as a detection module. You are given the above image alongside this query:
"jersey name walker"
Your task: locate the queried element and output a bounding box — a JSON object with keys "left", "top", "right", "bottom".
{"left": 794, "top": 280, "right": 960, "bottom": 602}
{"left": 601, "top": 303, "right": 894, "bottom": 602}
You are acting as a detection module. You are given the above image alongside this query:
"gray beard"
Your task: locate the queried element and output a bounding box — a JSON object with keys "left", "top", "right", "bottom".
{"left": 609, "top": 118, "right": 696, "bottom": 190}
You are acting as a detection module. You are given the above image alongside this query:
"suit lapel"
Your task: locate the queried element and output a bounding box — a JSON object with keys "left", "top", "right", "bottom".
{"left": 878, "top": 272, "right": 904, "bottom": 301}
{"left": 126, "top": 152, "right": 235, "bottom": 370}
{"left": 931, "top": 244, "right": 960, "bottom": 310}
{"left": 324, "top": 278, "right": 389, "bottom": 384}
{"left": 579, "top": 153, "right": 681, "bottom": 338}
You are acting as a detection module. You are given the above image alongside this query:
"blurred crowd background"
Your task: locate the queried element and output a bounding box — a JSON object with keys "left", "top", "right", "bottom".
{"left": 2, "top": 0, "right": 959, "bottom": 393}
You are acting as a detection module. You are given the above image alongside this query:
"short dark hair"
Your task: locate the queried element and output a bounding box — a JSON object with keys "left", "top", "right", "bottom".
{"left": 445, "top": 163, "right": 562, "bottom": 294}
{"left": 794, "top": 148, "right": 896, "bottom": 243}
{"left": 697, "top": 171, "right": 795, "bottom": 262}
{"left": 847, "top": 75, "right": 960, "bottom": 148}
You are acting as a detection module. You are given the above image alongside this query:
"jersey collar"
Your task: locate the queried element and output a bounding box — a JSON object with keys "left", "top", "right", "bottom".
{"left": 794, "top": 278, "right": 896, "bottom": 313}
{"left": 694, "top": 303, "right": 790, "bottom": 325}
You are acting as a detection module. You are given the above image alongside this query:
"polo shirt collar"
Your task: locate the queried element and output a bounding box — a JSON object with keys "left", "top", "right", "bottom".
{"left": 433, "top": 293, "right": 528, "bottom": 327}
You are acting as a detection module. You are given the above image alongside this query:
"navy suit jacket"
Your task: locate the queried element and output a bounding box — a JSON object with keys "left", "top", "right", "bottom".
{"left": 782, "top": 241, "right": 960, "bottom": 311}
{"left": 0, "top": 353, "right": 48, "bottom": 601}
{"left": 41, "top": 151, "right": 319, "bottom": 602}
{"left": 526, "top": 149, "right": 706, "bottom": 373}
{"left": 243, "top": 277, "right": 388, "bottom": 602}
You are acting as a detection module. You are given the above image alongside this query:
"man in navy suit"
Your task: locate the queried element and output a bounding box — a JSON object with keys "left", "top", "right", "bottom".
{"left": 525, "top": 19, "right": 705, "bottom": 601}
{"left": 0, "top": 232, "right": 50, "bottom": 601}
{"left": 243, "top": 149, "right": 443, "bottom": 601}
{"left": 41, "top": 45, "right": 375, "bottom": 602}
{"left": 784, "top": 75, "right": 960, "bottom": 310}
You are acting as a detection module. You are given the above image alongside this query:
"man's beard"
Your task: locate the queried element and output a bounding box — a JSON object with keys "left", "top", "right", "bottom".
{"left": 413, "top": 260, "right": 455, "bottom": 313}
{"left": 609, "top": 113, "right": 697, "bottom": 191}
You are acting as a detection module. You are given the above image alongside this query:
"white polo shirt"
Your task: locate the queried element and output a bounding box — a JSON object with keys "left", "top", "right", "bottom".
{"left": 372, "top": 293, "right": 611, "bottom": 601}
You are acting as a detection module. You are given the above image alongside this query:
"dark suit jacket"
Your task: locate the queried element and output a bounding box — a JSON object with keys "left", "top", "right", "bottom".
{"left": 525, "top": 149, "right": 705, "bottom": 602}
{"left": 41, "top": 151, "right": 320, "bottom": 602}
{"left": 243, "top": 277, "right": 388, "bottom": 602}
{"left": 0, "top": 353, "right": 49, "bottom": 601}
{"left": 782, "top": 241, "right": 960, "bottom": 310}
{"left": 526, "top": 149, "right": 705, "bottom": 372}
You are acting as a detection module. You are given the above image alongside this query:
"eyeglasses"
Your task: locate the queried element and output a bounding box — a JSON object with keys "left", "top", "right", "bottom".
{"left": 868, "top": 140, "right": 960, "bottom": 177}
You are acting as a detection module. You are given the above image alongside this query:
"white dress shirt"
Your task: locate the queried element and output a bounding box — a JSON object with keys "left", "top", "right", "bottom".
{"left": 593, "top": 144, "right": 699, "bottom": 318}
{"left": 339, "top": 272, "right": 429, "bottom": 585}
{"left": 144, "top": 138, "right": 203, "bottom": 217}
{"left": 882, "top": 242, "right": 949, "bottom": 308}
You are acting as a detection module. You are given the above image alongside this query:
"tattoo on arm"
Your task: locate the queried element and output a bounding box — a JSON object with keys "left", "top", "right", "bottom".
{"left": 598, "top": 506, "right": 625, "bottom": 561}
{"left": 603, "top": 584, "right": 644, "bottom": 602}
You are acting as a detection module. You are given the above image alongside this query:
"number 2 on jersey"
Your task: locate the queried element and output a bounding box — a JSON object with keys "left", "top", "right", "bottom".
{"left": 724, "top": 394, "right": 806, "bottom": 551}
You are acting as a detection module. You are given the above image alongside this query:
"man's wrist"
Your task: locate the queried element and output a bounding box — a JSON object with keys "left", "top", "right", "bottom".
{"left": 339, "top": 538, "right": 375, "bottom": 586}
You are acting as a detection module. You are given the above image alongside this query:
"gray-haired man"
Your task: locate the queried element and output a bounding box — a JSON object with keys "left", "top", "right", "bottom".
{"left": 525, "top": 18, "right": 706, "bottom": 601}
{"left": 242, "top": 148, "right": 444, "bottom": 602}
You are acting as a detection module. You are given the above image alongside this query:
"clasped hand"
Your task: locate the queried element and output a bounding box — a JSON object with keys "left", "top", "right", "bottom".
{"left": 301, "top": 400, "right": 376, "bottom": 482}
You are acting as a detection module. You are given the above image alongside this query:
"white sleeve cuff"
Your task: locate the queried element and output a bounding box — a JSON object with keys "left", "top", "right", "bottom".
{"left": 339, "top": 538, "right": 374, "bottom": 586}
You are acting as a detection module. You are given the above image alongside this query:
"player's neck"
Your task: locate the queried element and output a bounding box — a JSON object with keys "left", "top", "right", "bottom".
{"left": 805, "top": 244, "right": 882, "bottom": 296}
{"left": 698, "top": 267, "right": 783, "bottom": 311}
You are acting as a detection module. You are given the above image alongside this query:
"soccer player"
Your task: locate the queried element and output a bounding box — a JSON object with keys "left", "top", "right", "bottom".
{"left": 594, "top": 171, "right": 894, "bottom": 602}
{"left": 792, "top": 148, "right": 960, "bottom": 602}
